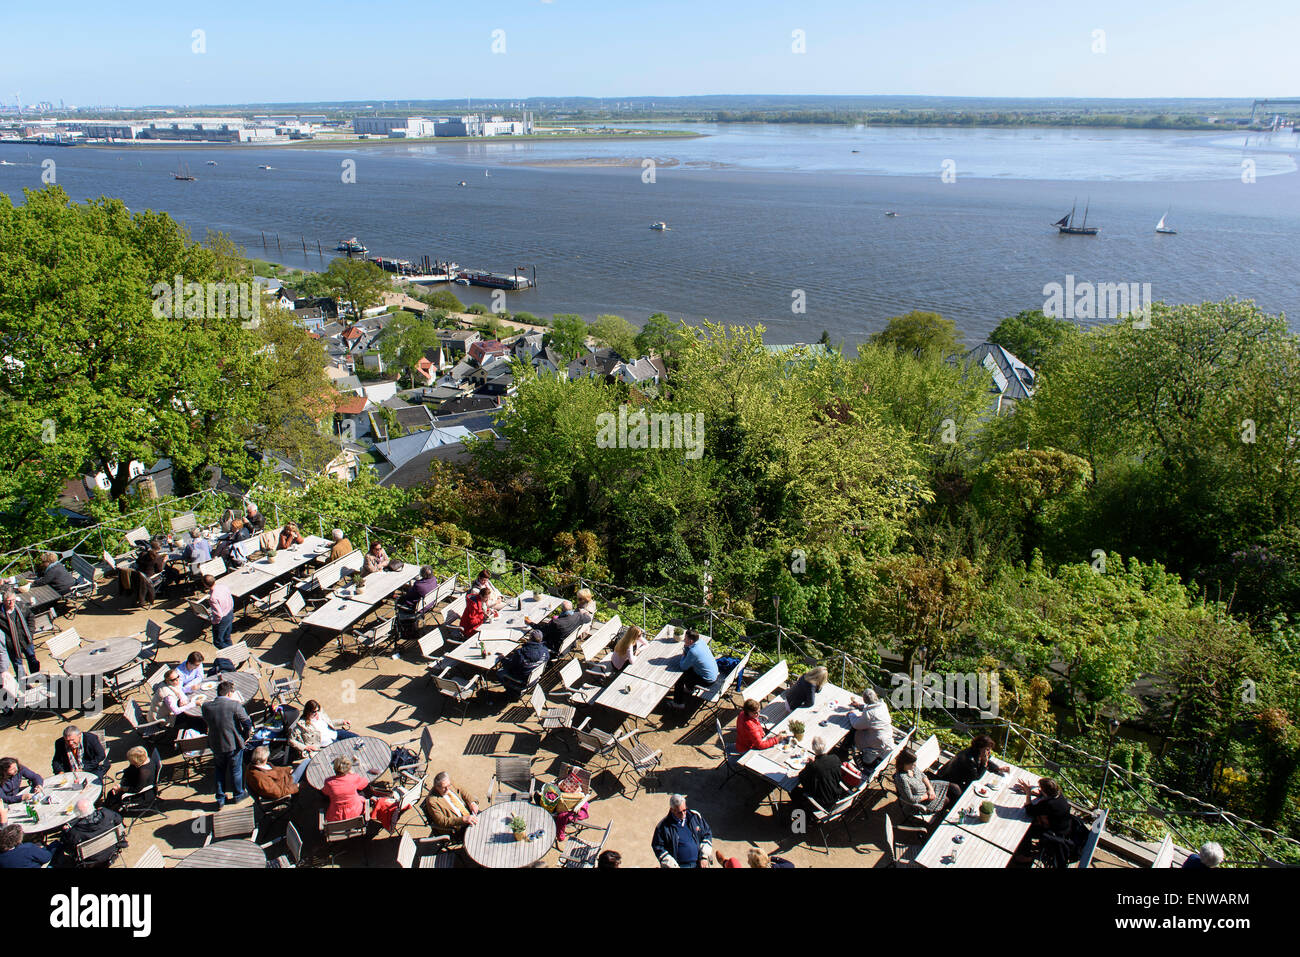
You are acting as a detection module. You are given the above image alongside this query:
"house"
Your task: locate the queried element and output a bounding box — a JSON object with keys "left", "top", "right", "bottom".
{"left": 467, "top": 356, "right": 513, "bottom": 391}
{"left": 371, "top": 423, "right": 480, "bottom": 473}
{"left": 964, "top": 343, "right": 1036, "bottom": 414}
{"left": 511, "top": 332, "right": 544, "bottom": 362}
{"left": 468, "top": 339, "right": 508, "bottom": 364}
{"left": 534, "top": 347, "right": 567, "bottom": 376}
{"left": 611, "top": 356, "right": 667, "bottom": 386}
{"left": 436, "top": 394, "right": 501, "bottom": 417}
{"left": 421, "top": 382, "right": 474, "bottom": 406}
{"left": 565, "top": 347, "right": 622, "bottom": 380}
{"left": 379, "top": 438, "right": 508, "bottom": 489}
{"left": 438, "top": 329, "right": 481, "bottom": 357}
{"left": 333, "top": 374, "right": 363, "bottom": 395}
{"left": 361, "top": 379, "right": 401, "bottom": 404}
{"left": 379, "top": 395, "right": 434, "bottom": 434}
{"left": 334, "top": 394, "right": 375, "bottom": 441}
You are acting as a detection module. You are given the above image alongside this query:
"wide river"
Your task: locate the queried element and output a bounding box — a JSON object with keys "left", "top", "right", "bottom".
{"left": 2, "top": 123, "right": 1298, "bottom": 347}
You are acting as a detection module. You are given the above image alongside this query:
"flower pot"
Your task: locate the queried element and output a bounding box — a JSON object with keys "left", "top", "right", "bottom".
{"left": 978, "top": 808, "right": 993, "bottom": 823}
{"left": 512, "top": 830, "right": 528, "bottom": 842}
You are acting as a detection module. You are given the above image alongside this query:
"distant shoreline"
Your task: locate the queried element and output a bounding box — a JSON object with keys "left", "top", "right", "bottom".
{"left": 64, "top": 130, "right": 704, "bottom": 151}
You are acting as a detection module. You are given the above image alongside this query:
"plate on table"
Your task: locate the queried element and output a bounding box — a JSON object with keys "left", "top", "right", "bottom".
{"left": 974, "top": 786, "right": 990, "bottom": 797}
{"left": 985, "top": 779, "right": 1001, "bottom": 791}
{"left": 200, "top": 680, "right": 217, "bottom": 691}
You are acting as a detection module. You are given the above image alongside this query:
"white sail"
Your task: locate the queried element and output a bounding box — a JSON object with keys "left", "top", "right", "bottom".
{"left": 1156, "top": 214, "right": 1166, "bottom": 230}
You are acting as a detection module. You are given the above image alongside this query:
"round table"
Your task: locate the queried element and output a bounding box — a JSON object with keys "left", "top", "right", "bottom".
{"left": 175, "top": 838, "right": 267, "bottom": 869}
{"left": 197, "top": 671, "right": 260, "bottom": 704}
{"left": 17, "top": 772, "right": 104, "bottom": 836}
{"left": 464, "top": 800, "right": 555, "bottom": 869}
{"left": 304, "top": 736, "right": 391, "bottom": 790}
{"left": 62, "top": 637, "right": 142, "bottom": 677}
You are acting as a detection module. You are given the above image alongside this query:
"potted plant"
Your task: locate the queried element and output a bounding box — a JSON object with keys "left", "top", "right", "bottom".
{"left": 789, "top": 720, "right": 806, "bottom": 744}
{"left": 507, "top": 815, "right": 529, "bottom": 842}
{"left": 979, "top": 800, "right": 995, "bottom": 823}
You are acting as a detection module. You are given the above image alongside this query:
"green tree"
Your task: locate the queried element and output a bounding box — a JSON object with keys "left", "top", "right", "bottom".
{"left": 320, "top": 257, "right": 390, "bottom": 319}
{"left": 634, "top": 311, "right": 687, "bottom": 359}
{"left": 379, "top": 312, "right": 442, "bottom": 388}
{"left": 544, "top": 314, "right": 590, "bottom": 360}
{"left": 424, "top": 288, "right": 464, "bottom": 312}
{"left": 870, "top": 310, "right": 962, "bottom": 359}
{"left": 590, "top": 313, "right": 638, "bottom": 360}
{"left": 988, "top": 308, "right": 1077, "bottom": 368}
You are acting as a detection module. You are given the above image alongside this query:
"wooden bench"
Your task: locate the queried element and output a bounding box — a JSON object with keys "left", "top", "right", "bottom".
{"left": 1077, "top": 810, "right": 1108, "bottom": 869}
{"left": 1151, "top": 832, "right": 1175, "bottom": 868}
{"left": 694, "top": 646, "right": 752, "bottom": 713}
{"left": 743, "top": 658, "right": 789, "bottom": 705}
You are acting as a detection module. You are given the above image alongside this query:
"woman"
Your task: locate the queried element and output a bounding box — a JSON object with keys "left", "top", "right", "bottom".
{"left": 575, "top": 588, "right": 597, "bottom": 618}
{"left": 783, "top": 666, "right": 829, "bottom": 711}
{"left": 288, "top": 699, "right": 357, "bottom": 759}
{"left": 104, "top": 747, "right": 159, "bottom": 810}
{"left": 278, "top": 522, "right": 305, "bottom": 551}
{"left": 609, "top": 625, "right": 647, "bottom": 671}
{"left": 228, "top": 517, "right": 250, "bottom": 544}
{"left": 363, "top": 541, "right": 389, "bottom": 576}
{"left": 893, "top": 748, "right": 956, "bottom": 822}
{"left": 320, "top": 756, "right": 368, "bottom": 822}
{"left": 851, "top": 689, "right": 895, "bottom": 768}
{"left": 735, "top": 698, "right": 787, "bottom": 754}
{"left": 219, "top": 508, "right": 236, "bottom": 534}
{"left": 137, "top": 541, "right": 167, "bottom": 578}
{"left": 149, "top": 669, "right": 207, "bottom": 736}
{"left": 475, "top": 570, "right": 506, "bottom": 613}
{"left": 459, "top": 588, "right": 487, "bottom": 641}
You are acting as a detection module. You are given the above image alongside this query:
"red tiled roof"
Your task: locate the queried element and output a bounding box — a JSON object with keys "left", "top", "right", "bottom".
{"left": 335, "top": 395, "right": 369, "bottom": 415}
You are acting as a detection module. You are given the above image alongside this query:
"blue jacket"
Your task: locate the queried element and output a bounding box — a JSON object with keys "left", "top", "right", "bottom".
{"left": 680, "top": 641, "right": 718, "bottom": 683}
{"left": 652, "top": 809, "right": 713, "bottom": 867}
{"left": 0, "top": 843, "right": 52, "bottom": 868}
{"left": 0, "top": 765, "right": 43, "bottom": 804}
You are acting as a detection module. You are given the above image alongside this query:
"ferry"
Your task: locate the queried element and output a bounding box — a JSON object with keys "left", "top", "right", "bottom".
{"left": 455, "top": 268, "right": 533, "bottom": 290}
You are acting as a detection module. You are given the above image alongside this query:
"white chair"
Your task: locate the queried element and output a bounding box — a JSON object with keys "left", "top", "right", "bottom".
{"left": 123, "top": 527, "right": 151, "bottom": 548}
{"left": 530, "top": 684, "right": 575, "bottom": 735}
{"left": 741, "top": 658, "right": 789, "bottom": 705}
{"left": 169, "top": 512, "right": 198, "bottom": 535}
{"left": 132, "top": 845, "right": 166, "bottom": 869}
{"left": 613, "top": 731, "right": 662, "bottom": 798}
{"left": 552, "top": 659, "right": 602, "bottom": 707}
{"left": 416, "top": 631, "right": 445, "bottom": 677}
{"left": 883, "top": 813, "right": 924, "bottom": 867}
{"left": 267, "top": 649, "right": 306, "bottom": 705}
{"left": 250, "top": 582, "right": 290, "bottom": 619}
{"left": 198, "top": 557, "right": 226, "bottom": 579}
{"left": 432, "top": 666, "right": 480, "bottom": 724}
{"left": 46, "top": 628, "right": 81, "bottom": 660}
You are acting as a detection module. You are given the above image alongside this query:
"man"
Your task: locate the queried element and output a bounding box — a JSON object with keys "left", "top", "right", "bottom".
{"left": 0, "top": 823, "right": 52, "bottom": 868}
{"left": 534, "top": 600, "right": 588, "bottom": 657}
{"left": 934, "top": 733, "right": 1009, "bottom": 792}
{"left": 651, "top": 794, "right": 713, "bottom": 868}
{"left": 246, "top": 745, "right": 299, "bottom": 802}
{"left": 245, "top": 504, "right": 266, "bottom": 535}
{"left": 1010, "top": 777, "right": 1074, "bottom": 866}
{"left": 204, "top": 574, "right": 234, "bottom": 651}
{"left": 421, "top": 771, "right": 479, "bottom": 838}
{"left": 0, "top": 758, "right": 42, "bottom": 804}
{"left": 1183, "top": 841, "right": 1225, "bottom": 868}
{"left": 176, "top": 651, "right": 207, "bottom": 695}
{"left": 183, "top": 530, "right": 213, "bottom": 565}
{"left": 329, "top": 528, "right": 353, "bottom": 562}
{"left": 793, "top": 736, "right": 844, "bottom": 812}
{"left": 0, "top": 584, "right": 39, "bottom": 678}
{"left": 33, "top": 552, "right": 78, "bottom": 596}
{"left": 497, "top": 629, "right": 550, "bottom": 697}
{"left": 850, "top": 688, "right": 895, "bottom": 768}
{"left": 51, "top": 726, "right": 111, "bottom": 779}
{"left": 670, "top": 628, "right": 717, "bottom": 708}
{"left": 52, "top": 798, "right": 124, "bottom": 867}
{"left": 201, "top": 680, "right": 253, "bottom": 807}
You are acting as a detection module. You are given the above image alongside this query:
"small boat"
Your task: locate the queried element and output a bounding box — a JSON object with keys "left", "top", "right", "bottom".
{"left": 1053, "top": 199, "right": 1099, "bottom": 236}
{"left": 650, "top": 221, "right": 668, "bottom": 231}
{"left": 484, "top": 169, "right": 490, "bottom": 177}
{"left": 0, "top": 160, "right": 15, "bottom": 166}
{"left": 458, "top": 180, "right": 467, "bottom": 187}
{"left": 173, "top": 161, "right": 196, "bottom": 181}
{"left": 884, "top": 211, "right": 899, "bottom": 217}
{"left": 258, "top": 164, "right": 274, "bottom": 170}
{"left": 336, "top": 238, "right": 367, "bottom": 254}
{"left": 851, "top": 149, "right": 860, "bottom": 153}
{"left": 1156, "top": 210, "right": 1177, "bottom": 235}
{"left": 206, "top": 160, "right": 218, "bottom": 166}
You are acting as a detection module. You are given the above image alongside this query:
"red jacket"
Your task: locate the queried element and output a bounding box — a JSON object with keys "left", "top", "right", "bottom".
{"left": 736, "top": 713, "right": 779, "bottom": 754}
{"left": 460, "top": 597, "right": 486, "bottom": 638}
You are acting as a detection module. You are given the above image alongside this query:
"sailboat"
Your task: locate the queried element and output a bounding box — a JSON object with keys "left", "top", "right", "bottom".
{"left": 1156, "top": 210, "right": 1177, "bottom": 235}
{"left": 173, "top": 161, "right": 196, "bottom": 181}
{"left": 1053, "top": 198, "right": 1098, "bottom": 236}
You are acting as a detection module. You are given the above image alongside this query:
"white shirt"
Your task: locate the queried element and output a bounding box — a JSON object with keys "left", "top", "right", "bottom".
{"left": 311, "top": 712, "right": 337, "bottom": 746}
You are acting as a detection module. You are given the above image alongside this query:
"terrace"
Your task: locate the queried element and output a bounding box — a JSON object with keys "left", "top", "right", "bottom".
{"left": 1, "top": 491, "right": 1286, "bottom": 869}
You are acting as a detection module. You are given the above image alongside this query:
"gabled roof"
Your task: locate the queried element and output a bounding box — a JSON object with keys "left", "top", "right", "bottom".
{"left": 965, "top": 343, "right": 1036, "bottom": 401}
{"left": 372, "top": 423, "right": 479, "bottom": 470}
{"left": 335, "top": 395, "right": 370, "bottom": 415}
{"left": 334, "top": 375, "right": 363, "bottom": 394}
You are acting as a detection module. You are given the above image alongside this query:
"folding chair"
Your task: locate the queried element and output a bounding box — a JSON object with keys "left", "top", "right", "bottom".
{"left": 118, "top": 752, "right": 165, "bottom": 835}
{"left": 45, "top": 628, "right": 81, "bottom": 661}
{"left": 170, "top": 512, "right": 198, "bottom": 536}
{"left": 395, "top": 726, "right": 435, "bottom": 787}
{"left": 204, "top": 803, "right": 258, "bottom": 845}
{"left": 73, "top": 823, "right": 128, "bottom": 868}
{"left": 317, "top": 803, "right": 370, "bottom": 867}
{"left": 714, "top": 717, "right": 743, "bottom": 788}
{"left": 613, "top": 732, "right": 662, "bottom": 799}
{"left": 107, "top": 660, "right": 148, "bottom": 703}
{"left": 266, "top": 649, "right": 306, "bottom": 706}
{"left": 883, "top": 813, "right": 925, "bottom": 867}
{"left": 396, "top": 831, "right": 456, "bottom": 869}
{"left": 572, "top": 717, "right": 618, "bottom": 771}
{"left": 432, "top": 667, "right": 480, "bottom": 725}
{"left": 267, "top": 821, "right": 305, "bottom": 869}
{"left": 132, "top": 845, "right": 166, "bottom": 869}
{"left": 350, "top": 616, "right": 394, "bottom": 668}
{"left": 488, "top": 757, "right": 535, "bottom": 805}
{"left": 558, "top": 821, "right": 612, "bottom": 868}
{"left": 250, "top": 582, "right": 290, "bottom": 620}
{"left": 551, "top": 659, "right": 602, "bottom": 707}
{"left": 415, "top": 631, "right": 445, "bottom": 681}
{"left": 529, "top": 685, "right": 575, "bottom": 737}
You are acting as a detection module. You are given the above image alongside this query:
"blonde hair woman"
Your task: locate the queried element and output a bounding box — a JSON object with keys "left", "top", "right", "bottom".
{"left": 575, "top": 588, "right": 596, "bottom": 616}
{"left": 784, "top": 665, "right": 829, "bottom": 711}
{"left": 610, "top": 624, "right": 646, "bottom": 670}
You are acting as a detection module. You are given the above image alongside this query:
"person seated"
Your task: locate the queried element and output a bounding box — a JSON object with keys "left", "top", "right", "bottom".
{"left": 1182, "top": 841, "right": 1225, "bottom": 869}
{"left": 51, "top": 726, "right": 111, "bottom": 779}
{"left": 715, "top": 847, "right": 794, "bottom": 869}
{"left": 219, "top": 508, "right": 237, "bottom": 534}
{"left": 278, "top": 522, "right": 305, "bottom": 551}
{"left": 934, "top": 733, "right": 1009, "bottom": 792}
{"left": 651, "top": 794, "right": 714, "bottom": 868}
{"left": 850, "top": 688, "right": 895, "bottom": 768}
{"left": 783, "top": 666, "right": 829, "bottom": 711}
{"left": 288, "top": 699, "right": 358, "bottom": 759}
{"left": 458, "top": 587, "right": 487, "bottom": 641}
{"left": 33, "top": 552, "right": 77, "bottom": 596}
{"left": 893, "top": 748, "right": 957, "bottom": 823}
{"left": 1010, "top": 776, "right": 1074, "bottom": 866}
{"left": 103, "top": 746, "right": 160, "bottom": 811}
{"left": 175, "top": 651, "right": 207, "bottom": 696}
{"left": 735, "top": 698, "right": 788, "bottom": 754}
{"left": 363, "top": 541, "right": 389, "bottom": 575}
{"left": 421, "top": 771, "right": 479, "bottom": 838}
{"left": 227, "top": 518, "right": 251, "bottom": 544}
{"left": 328, "top": 528, "right": 353, "bottom": 562}
{"left": 474, "top": 569, "right": 507, "bottom": 613}
{"left": 533, "top": 600, "right": 588, "bottom": 656}
{"left": 669, "top": 628, "right": 717, "bottom": 709}
{"left": 149, "top": 669, "right": 208, "bottom": 736}
{"left": 497, "top": 630, "right": 550, "bottom": 696}
{"left": 609, "top": 624, "right": 647, "bottom": 671}
{"left": 136, "top": 541, "right": 167, "bottom": 579}
{"left": 183, "top": 530, "right": 212, "bottom": 565}
{"left": 244, "top": 504, "right": 266, "bottom": 534}
{"left": 596, "top": 850, "right": 622, "bottom": 868}
{"left": 52, "top": 797, "right": 124, "bottom": 867}
{"left": 246, "top": 745, "right": 300, "bottom": 802}
{"left": 0, "top": 758, "right": 42, "bottom": 804}
{"left": 320, "top": 757, "right": 368, "bottom": 823}
{"left": 0, "top": 823, "right": 52, "bottom": 868}
{"left": 793, "top": 736, "right": 843, "bottom": 811}
{"left": 399, "top": 566, "right": 440, "bottom": 612}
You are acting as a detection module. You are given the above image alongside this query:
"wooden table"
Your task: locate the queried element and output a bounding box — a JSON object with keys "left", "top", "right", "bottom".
{"left": 175, "top": 838, "right": 267, "bottom": 869}
{"left": 592, "top": 627, "right": 685, "bottom": 719}
{"left": 445, "top": 632, "right": 520, "bottom": 671}
{"left": 463, "top": 800, "right": 555, "bottom": 869}
{"left": 20, "top": 584, "right": 61, "bottom": 613}
{"left": 16, "top": 772, "right": 104, "bottom": 836}
{"left": 942, "top": 768, "right": 1035, "bottom": 853}
{"left": 735, "top": 683, "right": 857, "bottom": 792}
{"left": 304, "top": 735, "right": 392, "bottom": 789}
{"left": 301, "top": 565, "right": 421, "bottom": 633}
{"left": 62, "top": 637, "right": 142, "bottom": 677}
{"left": 218, "top": 563, "right": 277, "bottom": 600}
{"left": 196, "top": 671, "right": 260, "bottom": 705}
{"left": 245, "top": 537, "right": 331, "bottom": 578}
{"left": 915, "top": 823, "right": 1013, "bottom": 868}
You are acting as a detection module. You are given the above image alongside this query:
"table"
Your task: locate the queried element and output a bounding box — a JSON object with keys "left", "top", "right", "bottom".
{"left": 942, "top": 767, "right": 1035, "bottom": 853}
{"left": 197, "top": 671, "right": 261, "bottom": 705}
{"left": 218, "top": 563, "right": 277, "bottom": 600}
{"left": 915, "top": 823, "right": 1013, "bottom": 868}
{"left": 17, "top": 772, "right": 104, "bottom": 836}
{"left": 463, "top": 800, "right": 555, "bottom": 869}
{"left": 445, "top": 631, "right": 521, "bottom": 671}
{"left": 592, "top": 628, "right": 685, "bottom": 719}
{"left": 175, "top": 839, "right": 267, "bottom": 869}
{"left": 304, "top": 735, "right": 392, "bottom": 790}
{"left": 301, "top": 564, "right": 421, "bottom": 633}
{"left": 736, "top": 683, "right": 857, "bottom": 792}
{"left": 20, "top": 583, "right": 61, "bottom": 613}
{"left": 62, "top": 637, "right": 142, "bottom": 677}
{"left": 244, "top": 537, "right": 331, "bottom": 578}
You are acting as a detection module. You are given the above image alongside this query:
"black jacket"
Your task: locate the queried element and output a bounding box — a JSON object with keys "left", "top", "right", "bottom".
{"left": 538, "top": 610, "right": 588, "bottom": 655}
{"left": 35, "top": 562, "right": 78, "bottom": 596}
{"left": 1027, "top": 793, "right": 1073, "bottom": 835}
{"left": 936, "top": 747, "right": 1000, "bottom": 792}
{"left": 500, "top": 641, "right": 550, "bottom": 688}
{"left": 200, "top": 695, "right": 253, "bottom": 754}
{"left": 53, "top": 807, "right": 124, "bottom": 868}
{"left": 51, "top": 732, "right": 111, "bottom": 778}
{"left": 796, "top": 754, "right": 844, "bottom": 810}
{"left": 0, "top": 602, "right": 36, "bottom": 663}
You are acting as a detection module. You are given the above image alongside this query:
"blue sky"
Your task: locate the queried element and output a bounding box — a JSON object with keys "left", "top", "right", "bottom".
{"left": 5, "top": 0, "right": 1298, "bottom": 106}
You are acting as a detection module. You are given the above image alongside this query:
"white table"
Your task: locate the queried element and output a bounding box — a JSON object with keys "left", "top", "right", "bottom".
{"left": 442, "top": 595, "right": 566, "bottom": 670}
{"left": 592, "top": 628, "right": 685, "bottom": 719}
{"left": 62, "top": 637, "right": 142, "bottom": 677}
{"left": 942, "top": 767, "right": 1035, "bottom": 853}
{"left": 736, "top": 683, "right": 857, "bottom": 792}
{"left": 218, "top": 563, "right": 277, "bottom": 599}
{"left": 17, "top": 772, "right": 104, "bottom": 836}
{"left": 463, "top": 800, "right": 555, "bottom": 868}
{"left": 445, "top": 632, "right": 521, "bottom": 671}
{"left": 247, "top": 537, "right": 331, "bottom": 577}
{"left": 916, "top": 823, "right": 1013, "bottom": 868}
{"left": 301, "top": 563, "right": 421, "bottom": 633}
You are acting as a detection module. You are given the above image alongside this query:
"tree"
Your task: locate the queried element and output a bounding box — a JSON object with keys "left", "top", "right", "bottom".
{"left": 634, "top": 311, "right": 687, "bottom": 359}
{"left": 970, "top": 447, "right": 1092, "bottom": 558}
{"left": 379, "top": 312, "right": 442, "bottom": 388}
{"left": 865, "top": 553, "right": 981, "bottom": 673}
{"left": 248, "top": 306, "right": 337, "bottom": 475}
{"left": 988, "top": 309, "right": 1077, "bottom": 368}
{"left": 424, "top": 288, "right": 464, "bottom": 312}
{"left": 590, "top": 313, "right": 638, "bottom": 360}
{"left": 320, "top": 258, "right": 389, "bottom": 320}
{"left": 870, "top": 310, "right": 961, "bottom": 359}
{"left": 545, "top": 314, "right": 589, "bottom": 360}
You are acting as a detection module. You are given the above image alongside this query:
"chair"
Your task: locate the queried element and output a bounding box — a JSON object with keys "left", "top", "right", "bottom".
{"left": 173, "top": 733, "right": 213, "bottom": 785}
{"left": 579, "top": 616, "right": 622, "bottom": 673}
{"left": 214, "top": 640, "right": 251, "bottom": 671}
{"left": 170, "top": 511, "right": 199, "bottom": 535}
{"left": 74, "top": 823, "right": 128, "bottom": 867}
{"left": 204, "top": 803, "right": 258, "bottom": 845}
{"left": 613, "top": 731, "right": 662, "bottom": 798}
{"left": 883, "top": 812, "right": 925, "bottom": 867}
{"left": 129, "top": 619, "right": 168, "bottom": 663}
{"left": 432, "top": 666, "right": 480, "bottom": 725}
{"left": 282, "top": 589, "right": 308, "bottom": 626}
{"left": 395, "top": 726, "right": 436, "bottom": 787}
{"left": 1076, "top": 810, "right": 1108, "bottom": 869}
{"left": 743, "top": 658, "right": 789, "bottom": 705}
{"left": 714, "top": 718, "right": 743, "bottom": 788}
{"left": 118, "top": 754, "right": 165, "bottom": 835}
{"left": 529, "top": 685, "right": 575, "bottom": 737}
{"left": 488, "top": 757, "right": 535, "bottom": 805}
{"left": 187, "top": 596, "right": 211, "bottom": 624}
{"left": 415, "top": 631, "right": 445, "bottom": 680}
{"left": 107, "top": 660, "right": 148, "bottom": 703}
{"left": 268, "top": 821, "right": 305, "bottom": 869}
{"left": 558, "top": 820, "right": 612, "bottom": 868}
{"left": 198, "top": 556, "right": 226, "bottom": 578}
{"left": 250, "top": 582, "right": 290, "bottom": 619}
{"left": 572, "top": 717, "right": 618, "bottom": 770}
{"left": 552, "top": 659, "right": 602, "bottom": 706}
{"left": 317, "top": 803, "right": 370, "bottom": 867}
{"left": 806, "top": 787, "right": 859, "bottom": 855}
{"left": 1152, "top": 833, "right": 1175, "bottom": 869}
{"left": 46, "top": 628, "right": 81, "bottom": 661}
{"left": 132, "top": 845, "right": 166, "bottom": 869}
{"left": 124, "top": 526, "right": 152, "bottom": 548}
{"left": 31, "top": 610, "right": 58, "bottom": 638}
{"left": 350, "top": 616, "right": 394, "bottom": 667}
{"left": 397, "top": 831, "right": 456, "bottom": 868}
{"left": 123, "top": 699, "right": 169, "bottom": 750}
{"left": 266, "top": 649, "right": 306, "bottom": 706}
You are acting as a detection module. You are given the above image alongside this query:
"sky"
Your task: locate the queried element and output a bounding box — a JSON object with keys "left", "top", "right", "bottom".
{"left": 4, "top": 0, "right": 1299, "bottom": 107}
